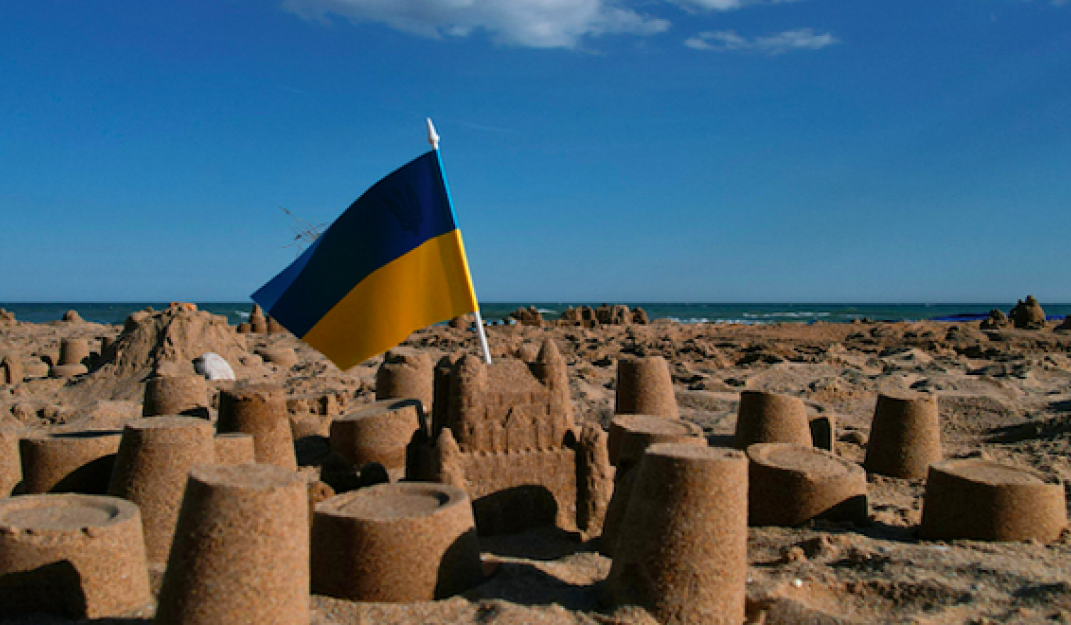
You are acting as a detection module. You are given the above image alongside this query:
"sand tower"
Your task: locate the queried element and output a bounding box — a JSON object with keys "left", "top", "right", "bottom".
{"left": 107, "top": 417, "right": 216, "bottom": 564}
{"left": 19, "top": 431, "right": 121, "bottom": 494}
{"left": 376, "top": 348, "right": 434, "bottom": 414}
{"left": 311, "top": 482, "right": 483, "bottom": 602}
{"left": 0, "top": 494, "right": 150, "bottom": 618}
{"left": 919, "top": 459, "right": 1067, "bottom": 543}
{"left": 1, "top": 426, "right": 22, "bottom": 496}
{"left": 410, "top": 340, "right": 613, "bottom": 536}
{"left": 614, "top": 356, "right": 679, "bottom": 419}
{"left": 606, "top": 444, "right": 748, "bottom": 624}
{"left": 330, "top": 399, "right": 423, "bottom": 476}
{"left": 747, "top": 443, "right": 867, "bottom": 526}
{"left": 864, "top": 393, "right": 942, "bottom": 479}
{"left": 1, "top": 355, "right": 23, "bottom": 385}
{"left": 217, "top": 384, "right": 297, "bottom": 470}
{"left": 156, "top": 464, "right": 308, "bottom": 624}
{"left": 142, "top": 375, "right": 210, "bottom": 419}
{"left": 734, "top": 390, "right": 813, "bottom": 450}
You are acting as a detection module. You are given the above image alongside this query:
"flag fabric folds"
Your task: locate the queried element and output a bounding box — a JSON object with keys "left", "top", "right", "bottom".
{"left": 252, "top": 150, "right": 479, "bottom": 370}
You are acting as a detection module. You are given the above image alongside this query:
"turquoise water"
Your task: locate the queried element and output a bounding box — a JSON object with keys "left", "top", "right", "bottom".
{"left": 2, "top": 302, "right": 1068, "bottom": 326}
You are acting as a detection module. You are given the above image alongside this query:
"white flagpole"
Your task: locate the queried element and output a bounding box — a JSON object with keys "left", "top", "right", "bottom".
{"left": 427, "top": 118, "right": 493, "bottom": 365}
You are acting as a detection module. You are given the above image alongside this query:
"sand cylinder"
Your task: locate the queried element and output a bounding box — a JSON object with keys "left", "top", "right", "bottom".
{"left": 107, "top": 417, "right": 216, "bottom": 564}
{"left": 1, "top": 427, "right": 22, "bottom": 496}
{"left": 311, "top": 482, "right": 482, "bottom": 602}
{"left": 330, "top": 399, "right": 423, "bottom": 471}
{"left": 155, "top": 464, "right": 308, "bottom": 624}
{"left": 606, "top": 443, "right": 748, "bottom": 624}
{"left": 258, "top": 346, "right": 298, "bottom": 369}
{"left": 602, "top": 416, "right": 706, "bottom": 556}
{"left": 614, "top": 356, "right": 679, "bottom": 419}
{"left": 863, "top": 393, "right": 942, "bottom": 479}
{"left": 58, "top": 338, "right": 90, "bottom": 366}
{"left": 734, "top": 390, "right": 812, "bottom": 450}
{"left": 50, "top": 363, "right": 88, "bottom": 378}
{"left": 217, "top": 385, "right": 297, "bottom": 470}
{"left": 0, "top": 494, "right": 151, "bottom": 618}
{"left": 214, "top": 432, "right": 256, "bottom": 465}
{"left": 746, "top": 443, "right": 868, "bottom": 527}
{"left": 1, "top": 355, "right": 23, "bottom": 385}
{"left": 142, "top": 375, "right": 210, "bottom": 419}
{"left": 19, "top": 431, "right": 121, "bottom": 494}
{"left": 919, "top": 459, "right": 1067, "bottom": 543}
{"left": 376, "top": 349, "right": 434, "bottom": 414}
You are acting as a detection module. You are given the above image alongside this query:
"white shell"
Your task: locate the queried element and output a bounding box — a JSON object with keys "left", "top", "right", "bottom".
{"left": 195, "top": 352, "right": 235, "bottom": 381}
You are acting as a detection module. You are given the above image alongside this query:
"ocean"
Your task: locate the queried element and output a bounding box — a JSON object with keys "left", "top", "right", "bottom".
{"left": 2, "top": 302, "right": 1068, "bottom": 327}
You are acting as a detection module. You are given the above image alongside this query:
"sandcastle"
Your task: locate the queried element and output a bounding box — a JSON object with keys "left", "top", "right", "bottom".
{"left": 734, "top": 390, "right": 813, "bottom": 449}
{"left": 919, "top": 458, "right": 1067, "bottom": 543}
{"left": 1009, "top": 295, "right": 1046, "bottom": 330}
{"left": 142, "top": 374, "right": 210, "bottom": 418}
{"left": 864, "top": 392, "right": 942, "bottom": 479}
{"left": 51, "top": 337, "right": 90, "bottom": 377}
{"left": 156, "top": 464, "right": 308, "bottom": 624}
{"left": 606, "top": 443, "right": 748, "bottom": 624}
{"left": 376, "top": 348, "right": 434, "bottom": 413}
{"left": 747, "top": 443, "right": 868, "bottom": 526}
{"left": 1, "top": 354, "right": 23, "bottom": 385}
{"left": 1, "top": 426, "right": 21, "bottom": 496}
{"left": 330, "top": 399, "right": 422, "bottom": 475}
{"left": 614, "top": 356, "right": 679, "bottom": 419}
{"left": 408, "top": 339, "right": 613, "bottom": 535}
{"left": 311, "top": 482, "right": 483, "bottom": 602}
{"left": 0, "top": 494, "right": 150, "bottom": 618}
{"left": 217, "top": 384, "right": 298, "bottom": 470}
{"left": 19, "top": 431, "right": 121, "bottom": 494}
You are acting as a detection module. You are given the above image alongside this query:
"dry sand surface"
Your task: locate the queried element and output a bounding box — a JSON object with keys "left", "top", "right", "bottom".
{"left": 4, "top": 310, "right": 1071, "bottom": 623}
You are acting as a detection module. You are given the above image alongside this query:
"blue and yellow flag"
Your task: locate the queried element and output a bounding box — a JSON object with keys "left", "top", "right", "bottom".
{"left": 252, "top": 150, "right": 479, "bottom": 370}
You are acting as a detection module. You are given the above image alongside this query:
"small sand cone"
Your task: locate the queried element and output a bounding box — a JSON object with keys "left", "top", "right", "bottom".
{"left": 1, "top": 426, "right": 22, "bottom": 496}
{"left": 0, "top": 494, "right": 151, "bottom": 618}
{"left": 919, "top": 459, "right": 1067, "bottom": 543}
{"left": 330, "top": 399, "right": 423, "bottom": 473}
{"left": 614, "top": 356, "right": 679, "bottom": 419}
{"left": 746, "top": 443, "right": 868, "bottom": 527}
{"left": 217, "top": 385, "right": 297, "bottom": 470}
{"left": 311, "top": 482, "right": 482, "bottom": 602}
{"left": 19, "top": 431, "right": 122, "bottom": 494}
{"left": 606, "top": 444, "right": 748, "bottom": 624}
{"left": 155, "top": 464, "right": 308, "bottom": 624}
{"left": 863, "top": 393, "right": 942, "bottom": 479}
{"left": 214, "top": 432, "right": 256, "bottom": 465}
{"left": 107, "top": 417, "right": 216, "bottom": 565}
{"left": 734, "top": 390, "right": 812, "bottom": 450}
{"left": 376, "top": 349, "right": 434, "bottom": 414}
{"left": 59, "top": 338, "right": 90, "bottom": 366}
{"left": 142, "top": 375, "right": 210, "bottom": 419}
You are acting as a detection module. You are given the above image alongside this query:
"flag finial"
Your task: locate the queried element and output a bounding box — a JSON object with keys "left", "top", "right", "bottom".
{"left": 426, "top": 118, "right": 440, "bottom": 151}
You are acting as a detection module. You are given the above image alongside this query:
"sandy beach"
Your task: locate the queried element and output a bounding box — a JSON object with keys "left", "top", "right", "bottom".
{"left": 3, "top": 308, "right": 1071, "bottom": 623}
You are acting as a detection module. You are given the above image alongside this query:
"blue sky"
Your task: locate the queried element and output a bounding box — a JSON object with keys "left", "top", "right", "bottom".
{"left": 2, "top": 0, "right": 1069, "bottom": 303}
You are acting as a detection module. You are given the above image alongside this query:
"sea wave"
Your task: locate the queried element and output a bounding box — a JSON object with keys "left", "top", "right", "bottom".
{"left": 236, "top": 310, "right": 250, "bottom": 319}
{"left": 742, "top": 312, "right": 831, "bottom": 319}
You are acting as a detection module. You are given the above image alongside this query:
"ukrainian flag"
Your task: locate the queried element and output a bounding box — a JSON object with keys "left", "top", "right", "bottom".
{"left": 252, "top": 150, "right": 479, "bottom": 370}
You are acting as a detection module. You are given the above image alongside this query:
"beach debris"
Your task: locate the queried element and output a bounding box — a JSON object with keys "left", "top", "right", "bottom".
{"left": 615, "top": 355, "right": 680, "bottom": 419}
{"left": 734, "top": 390, "right": 813, "bottom": 450}
{"left": 606, "top": 444, "right": 748, "bottom": 624}
{"left": 980, "top": 308, "right": 1010, "bottom": 330}
{"left": 409, "top": 339, "right": 612, "bottom": 536}
{"left": 61, "top": 309, "right": 83, "bottom": 323}
{"left": 0, "top": 494, "right": 151, "bottom": 618}
{"left": 311, "top": 482, "right": 483, "bottom": 602}
{"left": 217, "top": 385, "right": 297, "bottom": 470}
{"left": 863, "top": 392, "right": 942, "bottom": 479}
{"left": 194, "top": 352, "right": 236, "bottom": 381}
{"left": 376, "top": 348, "right": 434, "bottom": 414}
{"left": 747, "top": 443, "right": 868, "bottom": 527}
{"left": 155, "top": 464, "right": 308, "bottom": 624}
{"left": 107, "top": 416, "right": 215, "bottom": 564}
{"left": 1010, "top": 295, "right": 1046, "bottom": 330}
{"left": 18, "top": 431, "right": 122, "bottom": 495}
{"left": 919, "top": 458, "right": 1067, "bottom": 543}
{"left": 142, "top": 374, "right": 210, "bottom": 418}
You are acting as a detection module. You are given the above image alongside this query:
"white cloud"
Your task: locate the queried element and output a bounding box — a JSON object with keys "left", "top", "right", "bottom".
{"left": 282, "top": 0, "right": 671, "bottom": 49}
{"left": 670, "top": 0, "right": 802, "bottom": 12}
{"left": 685, "top": 28, "right": 837, "bottom": 54}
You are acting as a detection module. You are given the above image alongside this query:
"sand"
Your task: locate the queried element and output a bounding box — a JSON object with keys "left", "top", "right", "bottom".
{"left": 3, "top": 313, "right": 1071, "bottom": 623}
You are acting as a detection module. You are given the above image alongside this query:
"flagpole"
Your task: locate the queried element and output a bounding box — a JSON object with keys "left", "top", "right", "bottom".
{"left": 427, "top": 118, "right": 493, "bottom": 365}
